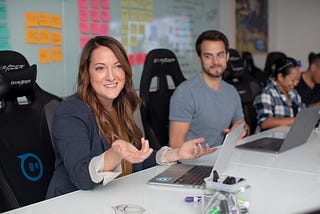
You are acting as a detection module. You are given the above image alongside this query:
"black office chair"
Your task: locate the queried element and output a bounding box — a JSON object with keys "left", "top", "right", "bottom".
{"left": 224, "top": 49, "right": 261, "bottom": 135}
{"left": 242, "top": 51, "right": 266, "bottom": 87}
{"left": 263, "top": 51, "right": 287, "bottom": 84}
{"left": 139, "top": 49, "right": 186, "bottom": 150}
{"left": 0, "top": 50, "right": 62, "bottom": 212}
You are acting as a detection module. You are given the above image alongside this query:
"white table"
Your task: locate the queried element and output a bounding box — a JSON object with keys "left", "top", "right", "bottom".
{"left": 4, "top": 127, "right": 320, "bottom": 214}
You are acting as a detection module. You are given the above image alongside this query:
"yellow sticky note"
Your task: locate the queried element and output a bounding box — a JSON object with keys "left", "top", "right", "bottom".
{"left": 38, "top": 29, "right": 50, "bottom": 44}
{"left": 121, "top": 9, "right": 128, "bottom": 21}
{"left": 50, "top": 14, "right": 62, "bottom": 28}
{"left": 130, "top": 23, "right": 137, "bottom": 34}
{"left": 52, "top": 47, "right": 63, "bottom": 62}
{"left": 38, "top": 12, "right": 50, "bottom": 27}
{"left": 121, "top": 0, "right": 129, "bottom": 7}
{"left": 130, "top": 10, "right": 137, "bottom": 21}
{"left": 139, "top": 24, "right": 145, "bottom": 34}
{"left": 146, "top": 0, "right": 153, "bottom": 10}
{"left": 121, "top": 23, "right": 128, "bottom": 34}
{"left": 51, "top": 31, "right": 62, "bottom": 45}
{"left": 121, "top": 36, "right": 128, "bottom": 47}
{"left": 138, "top": 11, "right": 144, "bottom": 21}
{"left": 38, "top": 49, "right": 51, "bottom": 63}
{"left": 130, "top": 36, "right": 137, "bottom": 47}
{"left": 25, "top": 28, "right": 38, "bottom": 44}
{"left": 25, "top": 12, "right": 38, "bottom": 27}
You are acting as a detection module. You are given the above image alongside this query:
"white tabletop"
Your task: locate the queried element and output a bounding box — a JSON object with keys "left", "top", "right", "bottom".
{"left": 234, "top": 126, "right": 320, "bottom": 175}
{"left": 4, "top": 127, "right": 320, "bottom": 214}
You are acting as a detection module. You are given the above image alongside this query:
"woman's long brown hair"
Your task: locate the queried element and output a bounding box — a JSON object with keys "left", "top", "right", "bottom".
{"left": 77, "top": 36, "right": 142, "bottom": 149}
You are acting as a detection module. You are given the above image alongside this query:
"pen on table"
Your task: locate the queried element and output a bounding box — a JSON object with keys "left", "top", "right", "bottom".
{"left": 184, "top": 196, "right": 201, "bottom": 203}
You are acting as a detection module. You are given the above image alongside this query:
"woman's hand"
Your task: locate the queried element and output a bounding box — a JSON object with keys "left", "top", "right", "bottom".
{"left": 165, "top": 138, "right": 218, "bottom": 162}
{"left": 112, "top": 138, "right": 153, "bottom": 163}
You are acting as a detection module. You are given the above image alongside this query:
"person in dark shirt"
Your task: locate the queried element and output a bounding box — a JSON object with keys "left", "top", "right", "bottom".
{"left": 295, "top": 52, "right": 320, "bottom": 107}
{"left": 46, "top": 36, "right": 216, "bottom": 199}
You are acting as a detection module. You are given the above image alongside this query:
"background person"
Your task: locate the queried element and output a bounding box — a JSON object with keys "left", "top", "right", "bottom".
{"left": 295, "top": 52, "right": 320, "bottom": 107}
{"left": 254, "top": 57, "right": 304, "bottom": 131}
{"left": 169, "top": 30, "right": 247, "bottom": 149}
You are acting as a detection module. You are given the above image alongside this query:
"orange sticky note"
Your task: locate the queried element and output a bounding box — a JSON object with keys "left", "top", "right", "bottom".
{"left": 51, "top": 31, "right": 62, "bottom": 45}
{"left": 25, "top": 28, "right": 38, "bottom": 44}
{"left": 39, "top": 29, "right": 50, "bottom": 44}
{"left": 38, "top": 49, "right": 51, "bottom": 63}
{"left": 25, "top": 12, "right": 38, "bottom": 27}
{"left": 52, "top": 47, "right": 63, "bottom": 62}
{"left": 38, "top": 13, "right": 50, "bottom": 27}
{"left": 50, "top": 14, "right": 62, "bottom": 28}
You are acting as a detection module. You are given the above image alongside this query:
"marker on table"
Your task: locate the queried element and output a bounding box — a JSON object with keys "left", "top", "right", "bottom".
{"left": 184, "top": 196, "right": 201, "bottom": 203}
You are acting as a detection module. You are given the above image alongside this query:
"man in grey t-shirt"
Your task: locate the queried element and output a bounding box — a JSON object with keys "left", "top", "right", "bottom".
{"left": 169, "top": 30, "right": 248, "bottom": 148}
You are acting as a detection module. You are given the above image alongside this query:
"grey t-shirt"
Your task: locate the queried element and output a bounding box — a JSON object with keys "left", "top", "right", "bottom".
{"left": 169, "top": 73, "right": 244, "bottom": 147}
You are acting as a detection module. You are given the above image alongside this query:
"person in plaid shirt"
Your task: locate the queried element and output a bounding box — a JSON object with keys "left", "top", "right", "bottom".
{"left": 254, "top": 57, "right": 304, "bottom": 131}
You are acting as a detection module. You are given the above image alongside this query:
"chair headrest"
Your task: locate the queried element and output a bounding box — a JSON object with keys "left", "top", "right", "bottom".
{"left": 143, "top": 49, "right": 180, "bottom": 75}
{"left": 0, "top": 50, "right": 37, "bottom": 100}
{"left": 224, "top": 49, "right": 245, "bottom": 80}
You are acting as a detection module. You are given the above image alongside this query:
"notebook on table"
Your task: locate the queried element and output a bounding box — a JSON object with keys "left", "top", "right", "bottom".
{"left": 148, "top": 122, "right": 244, "bottom": 188}
{"left": 236, "top": 106, "right": 320, "bottom": 153}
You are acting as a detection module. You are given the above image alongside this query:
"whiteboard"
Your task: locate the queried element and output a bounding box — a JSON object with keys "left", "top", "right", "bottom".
{"left": 3, "top": 0, "right": 219, "bottom": 97}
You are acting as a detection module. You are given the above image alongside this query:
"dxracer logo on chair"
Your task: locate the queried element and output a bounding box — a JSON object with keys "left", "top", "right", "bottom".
{"left": 18, "top": 153, "right": 44, "bottom": 182}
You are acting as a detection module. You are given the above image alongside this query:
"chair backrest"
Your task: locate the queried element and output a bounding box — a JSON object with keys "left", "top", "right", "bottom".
{"left": 0, "top": 50, "right": 62, "bottom": 212}
{"left": 263, "top": 51, "right": 287, "bottom": 80}
{"left": 139, "top": 49, "right": 186, "bottom": 150}
{"left": 224, "top": 49, "right": 258, "bottom": 103}
{"left": 242, "top": 51, "right": 266, "bottom": 87}
{"left": 223, "top": 49, "right": 261, "bottom": 135}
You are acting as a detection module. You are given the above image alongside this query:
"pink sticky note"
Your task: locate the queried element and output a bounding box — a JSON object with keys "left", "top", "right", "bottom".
{"left": 78, "top": 0, "right": 87, "bottom": 8}
{"left": 91, "top": 22, "right": 99, "bottom": 34}
{"left": 136, "top": 52, "right": 147, "bottom": 65}
{"left": 128, "top": 54, "right": 135, "bottom": 66}
{"left": 101, "top": 0, "right": 110, "bottom": 8}
{"left": 79, "top": 22, "right": 90, "bottom": 34}
{"left": 79, "top": 9, "right": 88, "bottom": 21}
{"left": 100, "top": 23, "right": 109, "bottom": 35}
{"left": 100, "top": 10, "right": 111, "bottom": 21}
{"left": 90, "top": 9, "right": 100, "bottom": 22}
{"left": 90, "top": 0, "right": 99, "bottom": 8}
{"left": 80, "top": 36, "right": 90, "bottom": 48}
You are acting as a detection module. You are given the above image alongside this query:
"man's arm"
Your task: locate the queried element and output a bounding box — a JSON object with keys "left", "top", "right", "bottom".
{"left": 169, "top": 120, "right": 191, "bottom": 148}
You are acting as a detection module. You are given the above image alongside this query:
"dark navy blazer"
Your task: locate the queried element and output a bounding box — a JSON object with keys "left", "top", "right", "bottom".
{"left": 46, "top": 94, "right": 156, "bottom": 199}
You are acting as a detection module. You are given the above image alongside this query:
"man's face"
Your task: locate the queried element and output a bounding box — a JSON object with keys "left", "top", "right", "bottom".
{"left": 198, "top": 40, "right": 229, "bottom": 79}
{"left": 311, "top": 62, "right": 320, "bottom": 84}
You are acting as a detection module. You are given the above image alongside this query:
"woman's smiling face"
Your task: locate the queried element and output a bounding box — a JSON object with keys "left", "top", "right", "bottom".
{"left": 88, "top": 45, "right": 126, "bottom": 110}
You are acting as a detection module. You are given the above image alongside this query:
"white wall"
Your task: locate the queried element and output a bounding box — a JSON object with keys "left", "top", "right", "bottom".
{"left": 220, "top": 0, "right": 320, "bottom": 71}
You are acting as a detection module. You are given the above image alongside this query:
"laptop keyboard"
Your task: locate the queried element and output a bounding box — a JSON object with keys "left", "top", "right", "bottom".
{"left": 174, "top": 165, "right": 212, "bottom": 185}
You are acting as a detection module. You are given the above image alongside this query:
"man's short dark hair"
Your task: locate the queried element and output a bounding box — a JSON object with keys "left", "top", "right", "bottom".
{"left": 195, "top": 30, "right": 229, "bottom": 56}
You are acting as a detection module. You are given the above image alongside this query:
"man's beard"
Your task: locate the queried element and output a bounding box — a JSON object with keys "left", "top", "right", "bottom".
{"left": 203, "top": 65, "right": 224, "bottom": 78}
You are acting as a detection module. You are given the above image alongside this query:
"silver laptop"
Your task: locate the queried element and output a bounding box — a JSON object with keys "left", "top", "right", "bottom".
{"left": 236, "top": 106, "right": 320, "bottom": 153}
{"left": 148, "top": 122, "right": 244, "bottom": 188}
